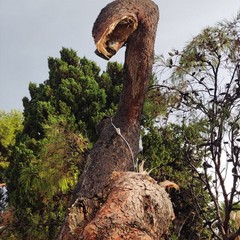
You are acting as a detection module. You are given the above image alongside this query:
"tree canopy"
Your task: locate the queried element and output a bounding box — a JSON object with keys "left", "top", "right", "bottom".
{"left": 0, "top": 110, "right": 23, "bottom": 183}
{"left": 2, "top": 48, "right": 125, "bottom": 239}
{"left": 154, "top": 11, "right": 240, "bottom": 239}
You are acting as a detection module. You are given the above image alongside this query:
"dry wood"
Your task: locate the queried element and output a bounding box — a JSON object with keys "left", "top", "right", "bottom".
{"left": 57, "top": 1, "right": 175, "bottom": 239}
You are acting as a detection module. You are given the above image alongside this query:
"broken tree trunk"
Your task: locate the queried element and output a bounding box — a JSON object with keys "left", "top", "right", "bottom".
{"left": 57, "top": 0, "right": 175, "bottom": 239}
{"left": 63, "top": 172, "right": 174, "bottom": 239}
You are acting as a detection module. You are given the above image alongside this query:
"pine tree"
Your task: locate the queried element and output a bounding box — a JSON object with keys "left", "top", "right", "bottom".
{"left": 155, "top": 11, "right": 240, "bottom": 240}
{"left": 5, "top": 48, "right": 124, "bottom": 239}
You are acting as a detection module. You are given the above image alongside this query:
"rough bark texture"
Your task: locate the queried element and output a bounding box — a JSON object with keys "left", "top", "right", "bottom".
{"left": 57, "top": 0, "right": 175, "bottom": 239}
{"left": 71, "top": 172, "right": 174, "bottom": 239}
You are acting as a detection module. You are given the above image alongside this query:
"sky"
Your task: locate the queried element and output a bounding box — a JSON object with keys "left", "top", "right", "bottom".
{"left": 0, "top": 0, "right": 238, "bottom": 111}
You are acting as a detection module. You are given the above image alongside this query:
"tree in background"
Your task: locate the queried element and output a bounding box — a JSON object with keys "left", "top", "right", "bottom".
{"left": 138, "top": 76, "right": 212, "bottom": 238}
{"left": 0, "top": 110, "right": 23, "bottom": 183}
{"left": 154, "top": 12, "right": 240, "bottom": 239}
{"left": 0, "top": 110, "right": 23, "bottom": 213}
{"left": 0, "top": 110, "right": 23, "bottom": 238}
{"left": 3, "top": 48, "right": 124, "bottom": 239}
{"left": 22, "top": 48, "right": 110, "bottom": 141}
{"left": 139, "top": 121, "right": 212, "bottom": 239}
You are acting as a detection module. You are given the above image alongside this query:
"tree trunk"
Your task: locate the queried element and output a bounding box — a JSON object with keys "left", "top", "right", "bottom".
{"left": 57, "top": 0, "right": 175, "bottom": 239}
{"left": 58, "top": 172, "right": 174, "bottom": 240}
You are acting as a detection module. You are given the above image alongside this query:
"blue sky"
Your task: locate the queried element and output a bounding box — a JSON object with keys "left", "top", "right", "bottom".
{"left": 0, "top": 0, "right": 238, "bottom": 111}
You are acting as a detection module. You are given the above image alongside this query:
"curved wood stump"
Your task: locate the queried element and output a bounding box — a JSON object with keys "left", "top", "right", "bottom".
{"left": 57, "top": 0, "right": 175, "bottom": 239}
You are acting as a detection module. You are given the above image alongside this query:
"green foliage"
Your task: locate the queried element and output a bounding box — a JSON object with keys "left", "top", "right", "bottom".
{"left": 0, "top": 110, "right": 23, "bottom": 182}
{"left": 163, "top": 12, "right": 240, "bottom": 85}
{"left": 154, "top": 11, "right": 240, "bottom": 239}
{"left": 8, "top": 118, "right": 88, "bottom": 239}
{"left": 98, "top": 62, "right": 123, "bottom": 114}
{"left": 140, "top": 122, "right": 212, "bottom": 239}
{"left": 22, "top": 48, "right": 123, "bottom": 141}
{"left": 6, "top": 48, "right": 124, "bottom": 239}
{"left": 142, "top": 76, "right": 169, "bottom": 126}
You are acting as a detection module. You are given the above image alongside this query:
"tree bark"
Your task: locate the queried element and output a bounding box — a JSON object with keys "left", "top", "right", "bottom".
{"left": 59, "top": 172, "right": 174, "bottom": 240}
{"left": 57, "top": 0, "right": 175, "bottom": 239}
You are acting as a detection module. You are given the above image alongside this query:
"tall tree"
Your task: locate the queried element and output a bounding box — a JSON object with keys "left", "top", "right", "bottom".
{"left": 58, "top": 0, "right": 175, "bottom": 239}
{"left": 22, "top": 48, "right": 108, "bottom": 141}
{"left": 5, "top": 49, "right": 124, "bottom": 239}
{"left": 155, "top": 11, "right": 240, "bottom": 240}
